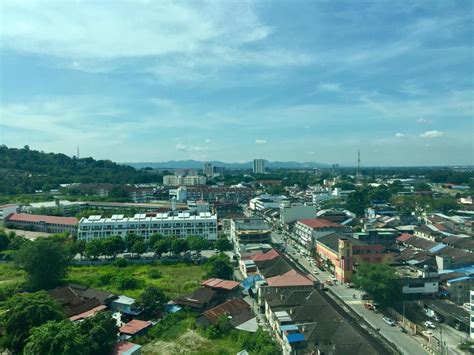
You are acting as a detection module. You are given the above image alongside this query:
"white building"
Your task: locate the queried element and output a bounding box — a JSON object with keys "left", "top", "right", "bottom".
{"left": 0, "top": 204, "right": 18, "bottom": 225}
{"left": 169, "top": 186, "right": 188, "bottom": 202}
{"left": 203, "top": 162, "right": 213, "bottom": 177}
{"left": 331, "top": 188, "right": 355, "bottom": 199}
{"left": 253, "top": 159, "right": 265, "bottom": 174}
{"left": 249, "top": 195, "right": 288, "bottom": 211}
{"left": 78, "top": 212, "right": 217, "bottom": 241}
{"left": 294, "top": 218, "right": 350, "bottom": 248}
{"left": 163, "top": 175, "right": 207, "bottom": 187}
{"left": 279, "top": 202, "right": 316, "bottom": 225}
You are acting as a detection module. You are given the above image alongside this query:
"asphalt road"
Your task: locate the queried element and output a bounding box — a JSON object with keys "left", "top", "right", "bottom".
{"left": 273, "top": 231, "right": 431, "bottom": 355}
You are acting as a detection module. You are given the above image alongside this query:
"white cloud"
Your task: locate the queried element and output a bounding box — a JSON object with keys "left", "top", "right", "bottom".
{"left": 417, "top": 118, "right": 432, "bottom": 124}
{"left": 255, "top": 139, "right": 267, "bottom": 144}
{"left": 205, "top": 138, "right": 211, "bottom": 143}
{"left": 395, "top": 133, "right": 406, "bottom": 138}
{"left": 175, "top": 143, "right": 207, "bottom": 152}
{"left": 317, "top": 83, "right": 341, "bottom": 92}
{"left": 420, "top": 130, "right": 445, "bottom": 139}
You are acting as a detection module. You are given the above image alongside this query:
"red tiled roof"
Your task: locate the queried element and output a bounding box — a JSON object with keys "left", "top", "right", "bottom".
{"left": 434, "top": 223, "right": 448, "bottom": 232}
{"left": 299, "top": 218, "right": 342, "bottom": 229}
{"left": 69, "top": 304, "right": 107, "bottom": 321}
{"left": 203, "top": 298, "right": 250, "bottom": 324}
{"left": 251, "top": 249, "right": 279, "bottom": 262}
{"left": 120, "top": 319, "right": 152, "bottom": 335}
{"left": 7, "top": 213, "right": 78, "bottom": 226}
{"left": 266, "top": 272, "right": 314, "bottom": 287}
{"left": 201, "top": 278, "right": 240, "bottom": 290}
{"left": 396, "top": 233, "right": 413, "bottom": 242}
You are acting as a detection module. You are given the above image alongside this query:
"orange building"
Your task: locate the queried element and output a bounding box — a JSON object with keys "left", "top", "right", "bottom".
{"left": 315, "top": 232, "right": 392, "bottom": 283}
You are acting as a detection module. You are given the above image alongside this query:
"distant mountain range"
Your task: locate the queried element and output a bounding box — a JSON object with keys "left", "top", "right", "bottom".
{"left": 126, "top": 160, "right": 331, "bottom": 170}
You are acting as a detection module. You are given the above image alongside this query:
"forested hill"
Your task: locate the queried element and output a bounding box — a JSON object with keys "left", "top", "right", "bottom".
{"left": 0, "top": 145, "right": 156, "bottom": 194}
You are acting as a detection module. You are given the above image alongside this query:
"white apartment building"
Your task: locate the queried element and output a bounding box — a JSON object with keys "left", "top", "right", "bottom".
{"left": 294, "top": 218, "right": 350, "bottom": 248}
{"left": 78, "top": 212, "right": 217, "bottom": 241}
{"left": 253, "top": 159, "right": 266, "bottom": 174}
{"left": 163, "top": 175, "right": 207, "bottom": 187}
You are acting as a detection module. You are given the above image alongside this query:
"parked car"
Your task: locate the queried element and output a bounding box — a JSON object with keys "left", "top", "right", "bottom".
{"left": 330, "top": 275, "right": 337, "bottom": 281}
{"left": 345, "top": 283, "right": 355, "bottom": 288}
{"left": 383, "top": 317, "right": 396, "bottom": 326}
{"left": 313, "top": 269, "right": 319, "bottom": 274}
{"left": 364, "top": 303, "right": 374, "bottom": 310}
{"left": 399, "top": 326, "right": 407, "bottom": 333}
{"left": 433, "top": 314, "right": 444, "bottom": 323}
{"left": 424, "top": 321, "right": 436, "bottom": 329}
{"left": 325, "top": 279, "right": 334, "bottom": 286}
{"left": 361, "top": 293, "right": 371, "bottom": 300}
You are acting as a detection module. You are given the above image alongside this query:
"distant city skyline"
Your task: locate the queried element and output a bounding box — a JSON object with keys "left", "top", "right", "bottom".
{"left": 0, "top": 1, "right": 472, "bottom": 166}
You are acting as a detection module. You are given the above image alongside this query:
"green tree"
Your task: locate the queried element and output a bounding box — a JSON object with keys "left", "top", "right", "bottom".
{"left": 216, "top": 237, "right": 232, "bottom": 252}
{"left": 137, "top": 286, "right": 167, "bottom": 317}
{"left": 171, "top": 238, "right": 188, "bottom": 256}
{"left": 0, "top": 229, "right": 10, "bottom": 251}
{"left": 352, "top": 263, "right": 400, "bottom": 307}
{"left": 414, "top": 182, "right": 432, "bottom": 192}
{"left": 23, "top": 320, "right": 89, "bottom": 355}
{"left": 205, "top": 253, "right": 233, "bottom": 279}
{"left": 103, "top": 236, "right": 126, "bottom": 258}
{"left": 2, "top": 291, "right": 64, "bottom": 353}
{"left": 70, "top": 239, "right": 86, "bottom": 260}
{"left": 14, "top": 238, "right": 70, "bottom": 290}
{"left": 187, "top": 236, "right": 208, "bottom": 256}
{"left": 346, "top": 190, "right": 369, "bottom": 216}
{"left": 78, "top": 311, "right": 118, "bottom": 354}
{"left": 85, "top": 239, "right": 104, "bottom": 259}
{"left": 132, "top": 240, "right": 147, "bottom": 256}
{"left": 153, "top": 239, "right": 169, "bottom": 258}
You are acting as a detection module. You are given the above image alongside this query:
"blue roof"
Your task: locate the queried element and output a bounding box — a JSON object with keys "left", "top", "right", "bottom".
{"left": 286, "top": 333, "right": 305, "bottom": 343}
{"left": 281, "top": 324, "right": 299, "bottom": 331}
{"left": 241, "top": 275, "right": 263, "bottom": 290}
{"left": 429, "top": 243, "right": 447, "bottom": 253}
{"left": 165, "top": 304, "right": 182, "bottom": 313}
{"left": 447, "top": 275, "right": 473, "bottom": 283}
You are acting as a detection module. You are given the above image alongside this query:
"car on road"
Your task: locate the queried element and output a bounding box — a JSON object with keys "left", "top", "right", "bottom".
{"left": 364, "top": 303, "right": 374, "bottom": 310}
{"left": 313, "top": 269, "right": 319, "bottom": 274}
{"left": 330, "top": 275, "right": 337, "bottom": 281}
{"left": 345, "top": 283, "right": 355, "bottom": 288}
{"left": 361, "top": 293, "right": 371, "bottom": 300}
{"left": 325, "top": 279, "right": 334, "bottom": 286}
{"left": 383, "top": 317, "right": 396, "bottom": 326}
{"left": 424, "top": 321, "right": 436, "bottom": 329}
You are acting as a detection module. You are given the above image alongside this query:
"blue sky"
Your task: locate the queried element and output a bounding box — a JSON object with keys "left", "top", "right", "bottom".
{"left": 0, "top": 1, "right": 472, "bottom": 166}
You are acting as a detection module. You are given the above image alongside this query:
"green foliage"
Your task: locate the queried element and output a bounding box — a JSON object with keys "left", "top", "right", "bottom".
{"left": 113, "top": 258, "right": 128, "bottom": 268}
{"left": 390, "top": 195, "right": 460, "bottom": 215}
{"left": 148, "top": 268, "right": 162, "bottom": 279}
{"left": 0, "top": 145, "right": 156, "bottom": 194}
{"left": 2, "top": 291, "right": 65, "bottom": 353}
{"left": 133, "top": 240, "right": 148, "bottom": 255}
{"left": 137, "top": 286, "right": 167, "bottom": 317}
{"left": 153, "top": 239, "right": 169, "bottom": 257}
{"left": 171, "top": 238, "right": 188, "bottom": 255}
{"left": 23, "top": 320, "right": 89, "bottom": 355}
{"left": 333, "top": 181, "right": 356, "bottom": 190}
{"left": 353, "top": 263, "right": 401, "bottom": 307}
{"left": 14, "top": 238, "right": 70, "bottom": 290}
{"left": 346, "top": 189, "right": 370, "bottom": 216}
{"left": 216, "top": 237, "right": 232, "bottom": 252}
{"left": 187, "top": 235, "right": 209, "bottom": 255}
{"left": 23, "top": 311, "right": 118, "bottom": 355}
{"left": 204, "top": 253, "right": 233, "bottom": 280}
{"left": 115, "top": 274, "right": 141, "bottom": 290}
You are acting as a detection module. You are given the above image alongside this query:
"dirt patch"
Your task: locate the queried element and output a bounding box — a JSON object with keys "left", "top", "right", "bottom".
{"left": 142, "top": 329, "right": 212, "bottom": 355}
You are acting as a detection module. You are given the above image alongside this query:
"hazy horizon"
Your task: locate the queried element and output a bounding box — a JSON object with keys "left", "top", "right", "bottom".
{"left": 1, "top": 1, "right": 473, "bottom": 166}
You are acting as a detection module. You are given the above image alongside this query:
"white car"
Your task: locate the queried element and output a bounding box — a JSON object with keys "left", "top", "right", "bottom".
{"left": 330, "top": 275, "right": 337, "bottom": 281}
{"left": 424, "top": 321, "right": 436, "bottom": 329}
{"left": 313, "top": 269, "right": 319, "bottom": 274}
{"left": 383, "top": 317, "right": 396, "bottom": 326}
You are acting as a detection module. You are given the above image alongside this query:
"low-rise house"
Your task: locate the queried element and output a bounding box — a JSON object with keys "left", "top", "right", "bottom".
{"left": 174, "top": 287, "right": 218, "bottom": 311}
{"left": 110, "top": 295, "right": 140, "bottom": 316}
{"left": 114, "top": 341, "right": 142, "bottom": 355}
{"left": 120, "top": 319, "right": 152, "bottom": 339}
{"left": 200, "top": 298, "right": 257, "bottom": 332}
{"left": 201, "top": 278, "right": 240, "bottom": 296}
{"left": 48, "top": 284, "right": 116, "bottom": 319}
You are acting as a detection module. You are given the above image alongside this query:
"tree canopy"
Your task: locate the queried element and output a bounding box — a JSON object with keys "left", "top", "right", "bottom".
{"left": 353, "top": 263, "right": 401, "bottom": 307}
{"left": 2, "top": 291, "right": 65, "bottom": 353}
{"left": 14, "top": 238, "right": 71, "bottom": 290}
{"left": 204, "top": 253, "right": 234, "bottom": 280}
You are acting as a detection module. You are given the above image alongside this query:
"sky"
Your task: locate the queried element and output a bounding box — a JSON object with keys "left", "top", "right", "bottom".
{"left": 0, "top": 0, "right": 473, "bottom": 166}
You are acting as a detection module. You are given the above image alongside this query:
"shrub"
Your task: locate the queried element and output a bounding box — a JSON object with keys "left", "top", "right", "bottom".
{"left": 147, "top": 268, "right": 161, "bottom": 279}
{"left": 113, "top": 258, "right": 128, "bottom": 268}
{"left": 115, "top": 275, "right": 139, "bottom": 290}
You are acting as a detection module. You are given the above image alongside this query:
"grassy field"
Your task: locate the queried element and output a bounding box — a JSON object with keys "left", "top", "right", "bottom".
{"left": 66, "top": 262, "right": 206, "bottom": 299}
{"left": 0, "top": 263, "right": 26, "bottom": 285}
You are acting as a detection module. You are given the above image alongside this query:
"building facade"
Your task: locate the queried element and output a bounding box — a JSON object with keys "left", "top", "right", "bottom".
{"left": 253, "top": 159, "right": 266, "bottom": 174}
{"left": 294, "top": 218, "right": 350, "bottom": 249}
{"left": 163, "top": 175, "right": 207, "bottom": 187}
{"left": 203, "top": 162, "right": 213, "bottom": 177}
{"left": 78, "top": 212, "right": 217, "bottom": 241}
{"left": 6, "top": 213, "right": 78, "bottom": 235}
{"left": 470, "top": 290, "right": 474, "bottom": 339}
{"left": 0, "top": 204, "right": 18, "bottom": 226}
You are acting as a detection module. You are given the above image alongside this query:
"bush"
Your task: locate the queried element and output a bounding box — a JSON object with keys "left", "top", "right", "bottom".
{"left": 147, "top": 268, "right": 161, "bottom": 279}
{"left": 96, "top": 273, "right": 113, "bottom": 286}
{"left": 113, "top": 258, "right": 128, "bottom": 268}
{"left": 115, "top": 275, "right": 140, "bottom": 290}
